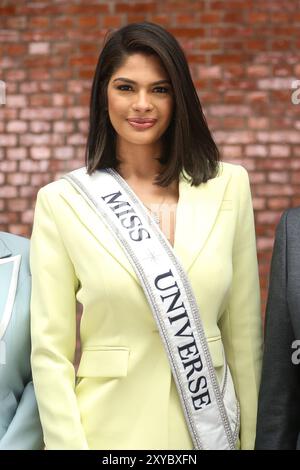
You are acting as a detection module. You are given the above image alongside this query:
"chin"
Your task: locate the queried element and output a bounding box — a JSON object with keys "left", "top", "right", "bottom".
{"left": 124, "top": 133, "right": 159, "bottom": 145}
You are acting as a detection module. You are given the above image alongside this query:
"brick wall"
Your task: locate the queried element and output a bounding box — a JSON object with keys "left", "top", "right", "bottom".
{"left": 1, "top": 0, "right": 300, "bottom": 313}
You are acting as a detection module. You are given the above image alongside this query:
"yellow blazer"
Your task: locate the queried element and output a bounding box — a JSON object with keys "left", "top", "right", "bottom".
{"left": 30, "top": 162, "right": 262, "bottom": 450}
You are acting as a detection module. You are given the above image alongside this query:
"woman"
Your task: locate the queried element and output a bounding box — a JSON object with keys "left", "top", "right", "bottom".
{"left": 255, "top": 209, "right": 300, "bottom": 449}
{"left": 0, "top": 232, "right": 43, "bottom": 449}
{"left": 30, "top": 22, "right": 262, "bottom": 450}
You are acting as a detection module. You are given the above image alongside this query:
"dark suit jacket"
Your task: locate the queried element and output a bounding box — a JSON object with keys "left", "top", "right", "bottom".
{"left": 255, "top": 208, "right": 300, "bottom": 449}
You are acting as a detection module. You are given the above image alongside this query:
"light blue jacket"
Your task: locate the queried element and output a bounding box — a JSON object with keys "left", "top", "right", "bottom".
{"left": 0, "top": 232, "right": 43, "bottom": 449}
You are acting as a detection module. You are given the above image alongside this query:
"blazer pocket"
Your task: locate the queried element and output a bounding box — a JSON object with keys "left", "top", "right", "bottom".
{"left": 0, "top": 391, "right": 18, "bottom": 430}
{"left": 77, "top": 347, "right": 130, "bottom": 378}
{"left": 207, "top": 337, "right": 224, "bottom": 368}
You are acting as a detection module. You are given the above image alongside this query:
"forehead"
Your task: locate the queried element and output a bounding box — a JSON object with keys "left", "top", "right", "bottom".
{"left": 111, "top": 53, "right": 169, "bottom": 82}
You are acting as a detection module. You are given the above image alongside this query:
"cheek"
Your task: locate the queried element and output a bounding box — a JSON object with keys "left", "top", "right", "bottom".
{"left": 108, "top": 96, "right": 124, "bottom": 116}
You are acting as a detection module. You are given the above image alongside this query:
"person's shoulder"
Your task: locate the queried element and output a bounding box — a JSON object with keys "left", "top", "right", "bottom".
{"left": 0, "top": 232, "right": 29, "bottom": 257}
{"left": 280, "top": 206, "right": 300, "bottom": 230}
{"left": 217, "top": 161, "right": 249, "bottom": 180}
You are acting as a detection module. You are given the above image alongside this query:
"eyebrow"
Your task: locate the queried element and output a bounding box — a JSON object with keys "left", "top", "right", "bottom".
{"left": 112, "top": 77, "right": 171, "bottom": 86}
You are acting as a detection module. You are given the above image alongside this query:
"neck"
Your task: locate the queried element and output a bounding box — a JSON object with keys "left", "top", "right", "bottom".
{"left": 116, "top": 139, "right": 164, "bottom": 183}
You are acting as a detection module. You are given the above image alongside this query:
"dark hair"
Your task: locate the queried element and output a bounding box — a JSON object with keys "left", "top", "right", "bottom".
{"left": 85, "top": 22, "right": 220, "bottom": 186}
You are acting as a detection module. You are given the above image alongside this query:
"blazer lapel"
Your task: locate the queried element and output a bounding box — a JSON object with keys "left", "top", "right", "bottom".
{"left": 0, "top": 238, "right": 21, "bottom": 342}
{"left": 60, "top": 191, "right": 140, "bottom": 284}
{"left": 174, "top": 166, "right": 231, "bottom": 273}
{"left": 0, "top": 238, "right": 12, "bottom": 259}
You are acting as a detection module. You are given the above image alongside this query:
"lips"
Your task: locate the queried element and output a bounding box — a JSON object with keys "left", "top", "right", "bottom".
{"left": 127, "top": 118, "right": 157, "bottom": 130}
{"left": 127, "top": 118, "right": 157, "bottom": 123}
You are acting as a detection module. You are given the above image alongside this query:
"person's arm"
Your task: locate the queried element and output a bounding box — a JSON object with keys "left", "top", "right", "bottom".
{"left": 0, "top": 381, "right": 44, "bottom": 450}
{"left": 219, "top": 166, "right": 263, "bottom": 450}
{"left": 30, "top": 186, "right": 89, "bottom": 450}
{"left": 255, "top": 211, "right": 300, "bottom": 449}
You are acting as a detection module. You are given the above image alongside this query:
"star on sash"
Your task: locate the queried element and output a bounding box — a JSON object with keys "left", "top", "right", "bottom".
{"left": 140, "top": 247, "right": 164, "bottom": 267}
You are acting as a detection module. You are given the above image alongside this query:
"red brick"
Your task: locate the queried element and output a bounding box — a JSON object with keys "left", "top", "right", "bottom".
{"left": 248, "top": 12, "right": 269, "bottom": 23}
{"left": 102, "top": 15, "right": 123, "bottom": 28}
{"left": 69, "top": 55, "right": 97, "bottom": 67}
{"left": 257, "top": 237, "right": 275, "bottom": 252}
{"left": 248, "top": 118, "right": 269, "bottom": 130}
{"left": 270, "top": 145, "right": 290, "bottom": 158}
{"left": 211, "top": 54, "right": 244, "bottom": 65}
{"left": 223, "top": 92, "right": 244, "bottom": 104}
{"left": 30, "top": 121, "right": 51, "bottom": 133}
{"left": 257, "top": 211, "right": 282, "bottom": 225}
{"left": 199, "top": 13, "right": 221, "bottom": 23}
{"left": 30, "top": 147, "right": 51, "bottom": 160}
{"left": 29, "top": 95, "right": 52, "bottom": 107}
{"left": 0, "top": 186, "right": 17, "bottom": 198}
{"left": 5, "top": 70, "right": 26, "bottom": 81}
{"left": 6, "top": 44, "right": 27, "bottom": 56}
{"left": 267, "top": 198, "right": 290, "bottom": 210}
{"left": 7, "top": 173, "right": 29, "bottom": 186}
{"left": 258, "top": 77, "right": 294, "bottom": 90}
{"left": 210, "top": 105, "right": 250, "bottom": 117}
{"left": 222, "top": 117, "right": 246, "bottom": 129}
{"left": 29, "top": 42, "right": 50, "bottom": 54}
{"left": 220, "top": 145, "right": 240, "bottom": 159}
{"left": 0, "top": 135, "right": 17, "bottom": 146}
{"left": 20, "top": 134, "right": 63, "bottom": 146}
{"left": 7, "top": 225, "right": 28, "bottom": 236}
{"left": 6, "top": 121, "right": 28, "bottom": 133}
{"left": 214, "top": 131, "right": 254, "bottom": 144}
{"left": 78, "top": 69, "right": 95, "bottom": 80}
{"left": 29, "top": 16, "right": 50, "bottom": 28}
{"left": 66, "top": 107, "right": 89, "bottom": 120}
{"left": 256, "top": 159, "right": 290, "bottom": 170}
{"left": 253, "top": 198, "right": 266, "bottom": 210}
{"left": 78, "top": 16, "right": 99, "bottom": 28}
{"left": 6, "top": 148, "right": 27, "bottom": 160}
{"left": 29, "top": 69, "right": 51, "bottom": 81}
{"left": 246, "top": 65, "right": 270, "bottom": 78}
{"left": 53, "top": 94, "right": 74, "bottom": 107}
{"left": 67, "top": 134, "right": 86, "bottom": 145}
{"left": 53, "top": 122, "right": 74, "bottom": 133}
{"left": 6, "top": 94, "right": 28, "bottom": 108}
{"left": 20, "top": 160, "right": 49, "bottom": 173}
{"left": 54, "top": 147, "right": 74, "bottom": 160}
{"left": 169, "top": 27, "right": 205, "bottom": 38}
{"left": 268, "top": 172, "right": 289, "bottom": 183}
{"left": 115, "top": 3, "right": 156, "bottom": 13}
{"left": 20, "top": 108, "right": 64, "bottom": 120}
{"left": 20, "top": 82, "right": 39, "bottom": 94}
{"left": 245, "top": 145, "right": 268, "bottom": 158}
{"left": 256, "top": 184, "right": 294, "bottom": 196}
{"left": 0, "top": 6, "right": 15, "bottom": 14}
{"left": 291, "top": 172, "right": 300, "bottom": 184}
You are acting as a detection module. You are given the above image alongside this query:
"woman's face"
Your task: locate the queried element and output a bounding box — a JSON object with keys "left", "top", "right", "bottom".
{"left": 107, "top": 53, "right": 174, "bottom": 149}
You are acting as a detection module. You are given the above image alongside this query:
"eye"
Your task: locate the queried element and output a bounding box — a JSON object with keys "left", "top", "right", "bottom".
{"left": 116, "top": 85, "right": 132, "bottom": 91}
{"left": 153, "top": 87, "right": 169, "bottom": 94}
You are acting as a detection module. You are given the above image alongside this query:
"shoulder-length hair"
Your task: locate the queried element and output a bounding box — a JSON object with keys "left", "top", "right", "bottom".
{"left": 86, "top": 21, "right": 220, "bottom": 187}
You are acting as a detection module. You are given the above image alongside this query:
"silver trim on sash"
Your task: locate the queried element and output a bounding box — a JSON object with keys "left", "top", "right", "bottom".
{"left": 63, "top": 167, "right": 240, "bottom": 450}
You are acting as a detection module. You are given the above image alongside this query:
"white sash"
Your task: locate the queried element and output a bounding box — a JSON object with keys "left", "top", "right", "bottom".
{"left": 63, "top": 167, "right": 240, "bottom": 450}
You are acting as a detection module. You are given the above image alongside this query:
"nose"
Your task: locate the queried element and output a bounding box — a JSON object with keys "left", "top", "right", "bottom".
{"left": 132, "top": 90, "right": 153, "bottom": 112}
